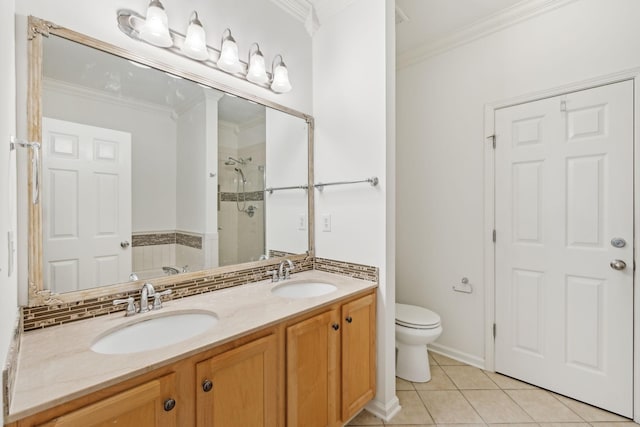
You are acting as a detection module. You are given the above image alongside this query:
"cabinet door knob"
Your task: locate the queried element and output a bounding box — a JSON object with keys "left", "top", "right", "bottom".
{"left": 345, "top": 316, "right": 353, "bottom": 323}
{"left": 332, "top": 323, "right": 340, "bottom": 331}
{"left": 163, "top": 398, "right": 176, "bottom": 412}
{"left": 202, "top": 379, "right": 213, "bottom": 392}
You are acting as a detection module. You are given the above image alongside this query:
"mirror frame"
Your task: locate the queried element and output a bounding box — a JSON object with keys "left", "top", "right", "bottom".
{"left": 25, "top": 16, "right": 315, "bottom": 306}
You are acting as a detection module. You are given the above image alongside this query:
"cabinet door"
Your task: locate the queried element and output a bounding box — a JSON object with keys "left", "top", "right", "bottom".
{"left": 286, "top": 309, "right": 341, "bottom": 427}
{"left": 196, "top": 334, "right": 278, "bottom": 427}
{"left": 37, "top": 374, "right": 177, "bottom": 427}
{"left": 342, "top": 293, "right": 376, "bottom": 421}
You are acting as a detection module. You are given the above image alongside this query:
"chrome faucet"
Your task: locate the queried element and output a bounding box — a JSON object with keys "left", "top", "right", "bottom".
{"left": 278, "top": 259, "right": 294, "bottom": 280}
{"left": 162, "top": 266, "right": 180, "bottom": 275}
{"left": 140, "top": 282, "right": 155, "bottom": 313}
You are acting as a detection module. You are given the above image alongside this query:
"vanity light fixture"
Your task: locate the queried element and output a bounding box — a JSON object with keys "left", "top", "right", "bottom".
{"left": 217, "top": 29, "right": 243, "bottom": 74}
{"left": 246, "top": 43, "right": 269, "bottom": 84}
{"left": 117, "top": 8, "right": 292, "bottom": 94}
{"left": 139, "top": 0, "right": 172, "bottom": 48}
{"left": 270, "top": 55, "right": 292, "bottom": 93}
{"left": 181, "top": 11, "right": 208, "bottom": 61}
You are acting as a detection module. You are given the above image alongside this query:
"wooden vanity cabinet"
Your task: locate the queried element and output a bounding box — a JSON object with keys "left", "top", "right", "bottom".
{"left": 7, "top": 289, "right": 376, "bottom": 427}
{"left": 286, "top": 292, "right": 376, "bottom": 427}
{"left": 341, "top": 293, "right": 376, "bottom": 421}
{"left": 195, "top": 334, "right": 278, "bottom": 427}
{"left": 286, "top": 309, "right": 341, "bottom": 427}
{"left": 34, "top": 373, "right": 177, "bottom": 427}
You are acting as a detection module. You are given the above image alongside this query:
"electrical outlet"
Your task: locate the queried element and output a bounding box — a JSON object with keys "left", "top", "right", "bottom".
{"left": 297, "top": 214, "right": 306, "bottom": 231}
{"left": 322, "top": 214, "right": 331, "bottom": 232}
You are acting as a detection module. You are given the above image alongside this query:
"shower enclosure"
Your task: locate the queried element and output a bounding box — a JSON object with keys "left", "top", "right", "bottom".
{"left": 217, "top": 108, "right": 266, "bottom": 266}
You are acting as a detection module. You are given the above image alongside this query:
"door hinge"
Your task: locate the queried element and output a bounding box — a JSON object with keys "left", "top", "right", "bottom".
{"left": 487, "top": 135, "right": 496, "bottom": 149}
{"left": 493, "top": 323, "right": 496, "bottom": 339}
{"left": 492, "top": 229, "right": 496, "bottom": 243}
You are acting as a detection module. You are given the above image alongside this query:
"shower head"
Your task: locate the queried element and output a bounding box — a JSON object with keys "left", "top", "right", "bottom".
{"left": 234, "top": 167, "right": 247, "bottom": 183}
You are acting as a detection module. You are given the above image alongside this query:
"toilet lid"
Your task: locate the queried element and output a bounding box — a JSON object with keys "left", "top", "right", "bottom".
{"left": 396, "top": 303, "right": 441, "bottom": 329}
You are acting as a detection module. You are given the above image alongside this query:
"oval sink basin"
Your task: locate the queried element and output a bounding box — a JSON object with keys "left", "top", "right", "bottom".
{"left": 91, "top": 311, "right": 218, "bottom": 355}
{"left": 271, "top": 281, "right": 337, "bottom": 299}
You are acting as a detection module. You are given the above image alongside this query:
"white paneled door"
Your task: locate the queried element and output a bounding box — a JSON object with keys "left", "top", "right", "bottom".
{"left": 494, "top": 81, "right": 633, "bottom": 416}
{"left": 42, "top": 118, "right": 132, "bottom": 293}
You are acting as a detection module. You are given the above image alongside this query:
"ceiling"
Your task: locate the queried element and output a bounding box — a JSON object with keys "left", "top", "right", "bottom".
{"left": 395, "top": 0, "right": 524, "bottom": 55}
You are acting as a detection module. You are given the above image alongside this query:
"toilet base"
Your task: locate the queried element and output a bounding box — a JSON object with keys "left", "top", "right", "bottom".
{"left": 396, "top": 342, "right": 432, "bottom": 383}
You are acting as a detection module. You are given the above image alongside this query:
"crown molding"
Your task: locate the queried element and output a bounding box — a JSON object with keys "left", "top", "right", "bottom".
{"left": 397, "top": 0, "right": 579, "bottom": 70}
{"left": 43, "top": 78, "right": 175, "bottom": 116}
{"left": 269, "top": 0, "right": 310, "bottom": 25}
{"left": 269, "top": 0, "right": 358, "bottom": 35}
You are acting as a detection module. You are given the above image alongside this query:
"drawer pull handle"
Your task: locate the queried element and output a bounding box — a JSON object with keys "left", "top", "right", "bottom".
{"left": 202, "top": 379, "right": 213, "bottom": 392}
{"left": 346, "top": 316, "right": 353, "bottom": 323}
{"left": 332, "top": 323, "right": 340, "bottom": 331}
{"left": 163, "top": 398, "right": 176, "bottom": 412}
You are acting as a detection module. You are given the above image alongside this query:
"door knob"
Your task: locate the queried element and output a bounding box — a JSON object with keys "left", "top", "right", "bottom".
{"left": 610, "top": 259, "right": 627, "bottom": 270}
{"left": 120, "top": 241, "right": 130, "bottom": 249}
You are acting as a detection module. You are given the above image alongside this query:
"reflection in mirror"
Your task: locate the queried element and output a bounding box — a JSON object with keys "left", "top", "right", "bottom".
{"left": 38, "top": 34, "right": 309, "bottom": 295}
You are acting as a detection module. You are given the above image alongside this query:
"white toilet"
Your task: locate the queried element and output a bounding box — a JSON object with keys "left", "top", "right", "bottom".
{"left": 395, "top": 303, "right": 442, "bottom": 382}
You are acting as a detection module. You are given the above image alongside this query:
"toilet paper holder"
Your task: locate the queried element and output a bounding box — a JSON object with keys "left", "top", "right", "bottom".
{"left": 453, "top": 277, "right": 473, "bottom": 294}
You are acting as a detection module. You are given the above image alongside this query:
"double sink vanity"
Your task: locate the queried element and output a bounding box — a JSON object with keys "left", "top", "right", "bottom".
{"left": 6, "top": 268, "right": 377, "bottom": 426}
{"left": 6, "top": 14, "right": 379, "bottom": 427}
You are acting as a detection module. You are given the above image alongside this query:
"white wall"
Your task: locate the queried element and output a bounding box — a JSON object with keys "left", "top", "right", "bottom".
{"left": 313, "top": 0, "right": 398, "bottom": 420}
{"left": 396, "top": 0, "right": 640, "bottom": 366}
{"left": 176, "top": 99, "right": 206, "bottom": 234}
{"left": 42, "top": 82, "right": 178, "bottom": 233}
{"left": 265, "top": 108, "right": 308, "bottom": 255}
{"left": 0, "top": 2, "right": 17, "bottom": 425}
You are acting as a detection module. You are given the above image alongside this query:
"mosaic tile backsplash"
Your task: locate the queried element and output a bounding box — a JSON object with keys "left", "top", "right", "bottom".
{"left": 22, "top": 257, "right": 377, "bottom": 331}
{"left": 132, "top": 231, "right": 202, "bottom": 249}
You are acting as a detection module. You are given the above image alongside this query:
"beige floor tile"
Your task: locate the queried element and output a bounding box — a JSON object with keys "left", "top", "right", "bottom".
{"left": 346, "top": 409, "right": 384, "bottom": 425}
{"left": 551, "top": 395, "right": 629, "bottom": 423}
{"left": 396, "top": 376, "right": 415, "bottom": 391}
{"left": 505, "top": 390, "right": 582, "bottom": 422}
{"left": 436, "top": 424, "right": 487, "bottom": 427}
{"left": 386, "top": 391, "right": 435, "bottom": 425}
{"left": 487, "top": 424, "right": 539, "bottom": 427}
{"left": 588, "top": 423, "right": 640, "bottom": 427}
{"left": 538, "top": 423, "right": 590, "bottom": 427}
{"left": 429, "top": 353, "right": 438, "bottom": 366}
{"left": 441, "top": 366, "right": 499, "bottom": 390}
{"left": 485, "top": 372, "right": 536, "bottom": 390}
{"left": 463, "top": 390, "right": 534, "bottom": 424}
{"left": 430, "top": 352, "right": 466, "bottom": 366}
{"left": 418, "top": 390, "right": 484, "bottom": 424}
{"left": 413, "top": 366, "right": 457, "bottom": 391}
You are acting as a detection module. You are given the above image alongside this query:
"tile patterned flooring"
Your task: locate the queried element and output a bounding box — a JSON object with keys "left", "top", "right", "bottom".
{"left": 347, "top": 352, "right": 638, "bottom": 427}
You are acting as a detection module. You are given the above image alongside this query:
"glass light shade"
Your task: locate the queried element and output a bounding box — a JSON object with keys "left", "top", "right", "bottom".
{"left": 139, "top": 0, "right": 172, "bottom": 47}
{"left": 181, "top": 14, "right": 208, "bottom": 61}
{"left": 217, "top": 33, "right": 242, "bottom": 74}
{"left": 246, "top": 50, "right": 268, "bottom": 84}
{"left": 271, "top": 63, "right": 292, "bottom": 93}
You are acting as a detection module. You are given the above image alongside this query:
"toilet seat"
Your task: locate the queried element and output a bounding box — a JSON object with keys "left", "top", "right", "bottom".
{"left": 396, "top": 303, "right": 441, "bottom": 329}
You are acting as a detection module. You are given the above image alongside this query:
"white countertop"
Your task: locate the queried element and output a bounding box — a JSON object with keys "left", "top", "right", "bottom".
{"left": 8, "top": 270, "right": 376, "bottom": 422}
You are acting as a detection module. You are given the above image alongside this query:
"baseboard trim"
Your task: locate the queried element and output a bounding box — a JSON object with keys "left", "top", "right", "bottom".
{"left": 364, "top": 396, "right": 401, "bottom": 422}
{"left": 428, "top": 343, "right": 486, "bottom": 369}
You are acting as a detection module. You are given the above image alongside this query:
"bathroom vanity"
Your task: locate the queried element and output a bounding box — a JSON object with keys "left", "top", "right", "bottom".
{"left": 5, "top": 271, "right": 376, "bottom": 426}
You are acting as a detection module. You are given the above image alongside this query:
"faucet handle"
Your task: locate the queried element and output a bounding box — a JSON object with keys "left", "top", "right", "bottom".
{"left": 267, "top": 270, "right": 279, "bottom": 282}
{"left": 113, "top": 297, "right": 137, "bottom": 316}
{"left": 152, "top": 289, "right": 172, "bottom": 310}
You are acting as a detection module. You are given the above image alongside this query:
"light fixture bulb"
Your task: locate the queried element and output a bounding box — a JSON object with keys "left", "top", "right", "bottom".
{"left": 217, "top": 29, "right": 243, "bottom": 74}
{"left": 271, "top": 56, "right": 292, "bottom": 93}
{"left": 181, "top": 11, "right": 208, "bottom": 61}
{"left": 139, "top": 0, "right": 173, "bottom": 48}
{"left": 246, "top": 43, "right": 268, "bottom": 84}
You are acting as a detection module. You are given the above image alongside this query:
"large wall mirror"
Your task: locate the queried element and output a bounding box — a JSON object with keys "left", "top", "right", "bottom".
{"left": 25, "top": 17, "right": 314, "bottom": 305}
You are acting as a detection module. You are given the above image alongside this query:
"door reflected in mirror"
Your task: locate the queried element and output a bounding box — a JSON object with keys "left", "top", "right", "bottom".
{"left": 39, "top": 34, "right": 309, "bottom": 294}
